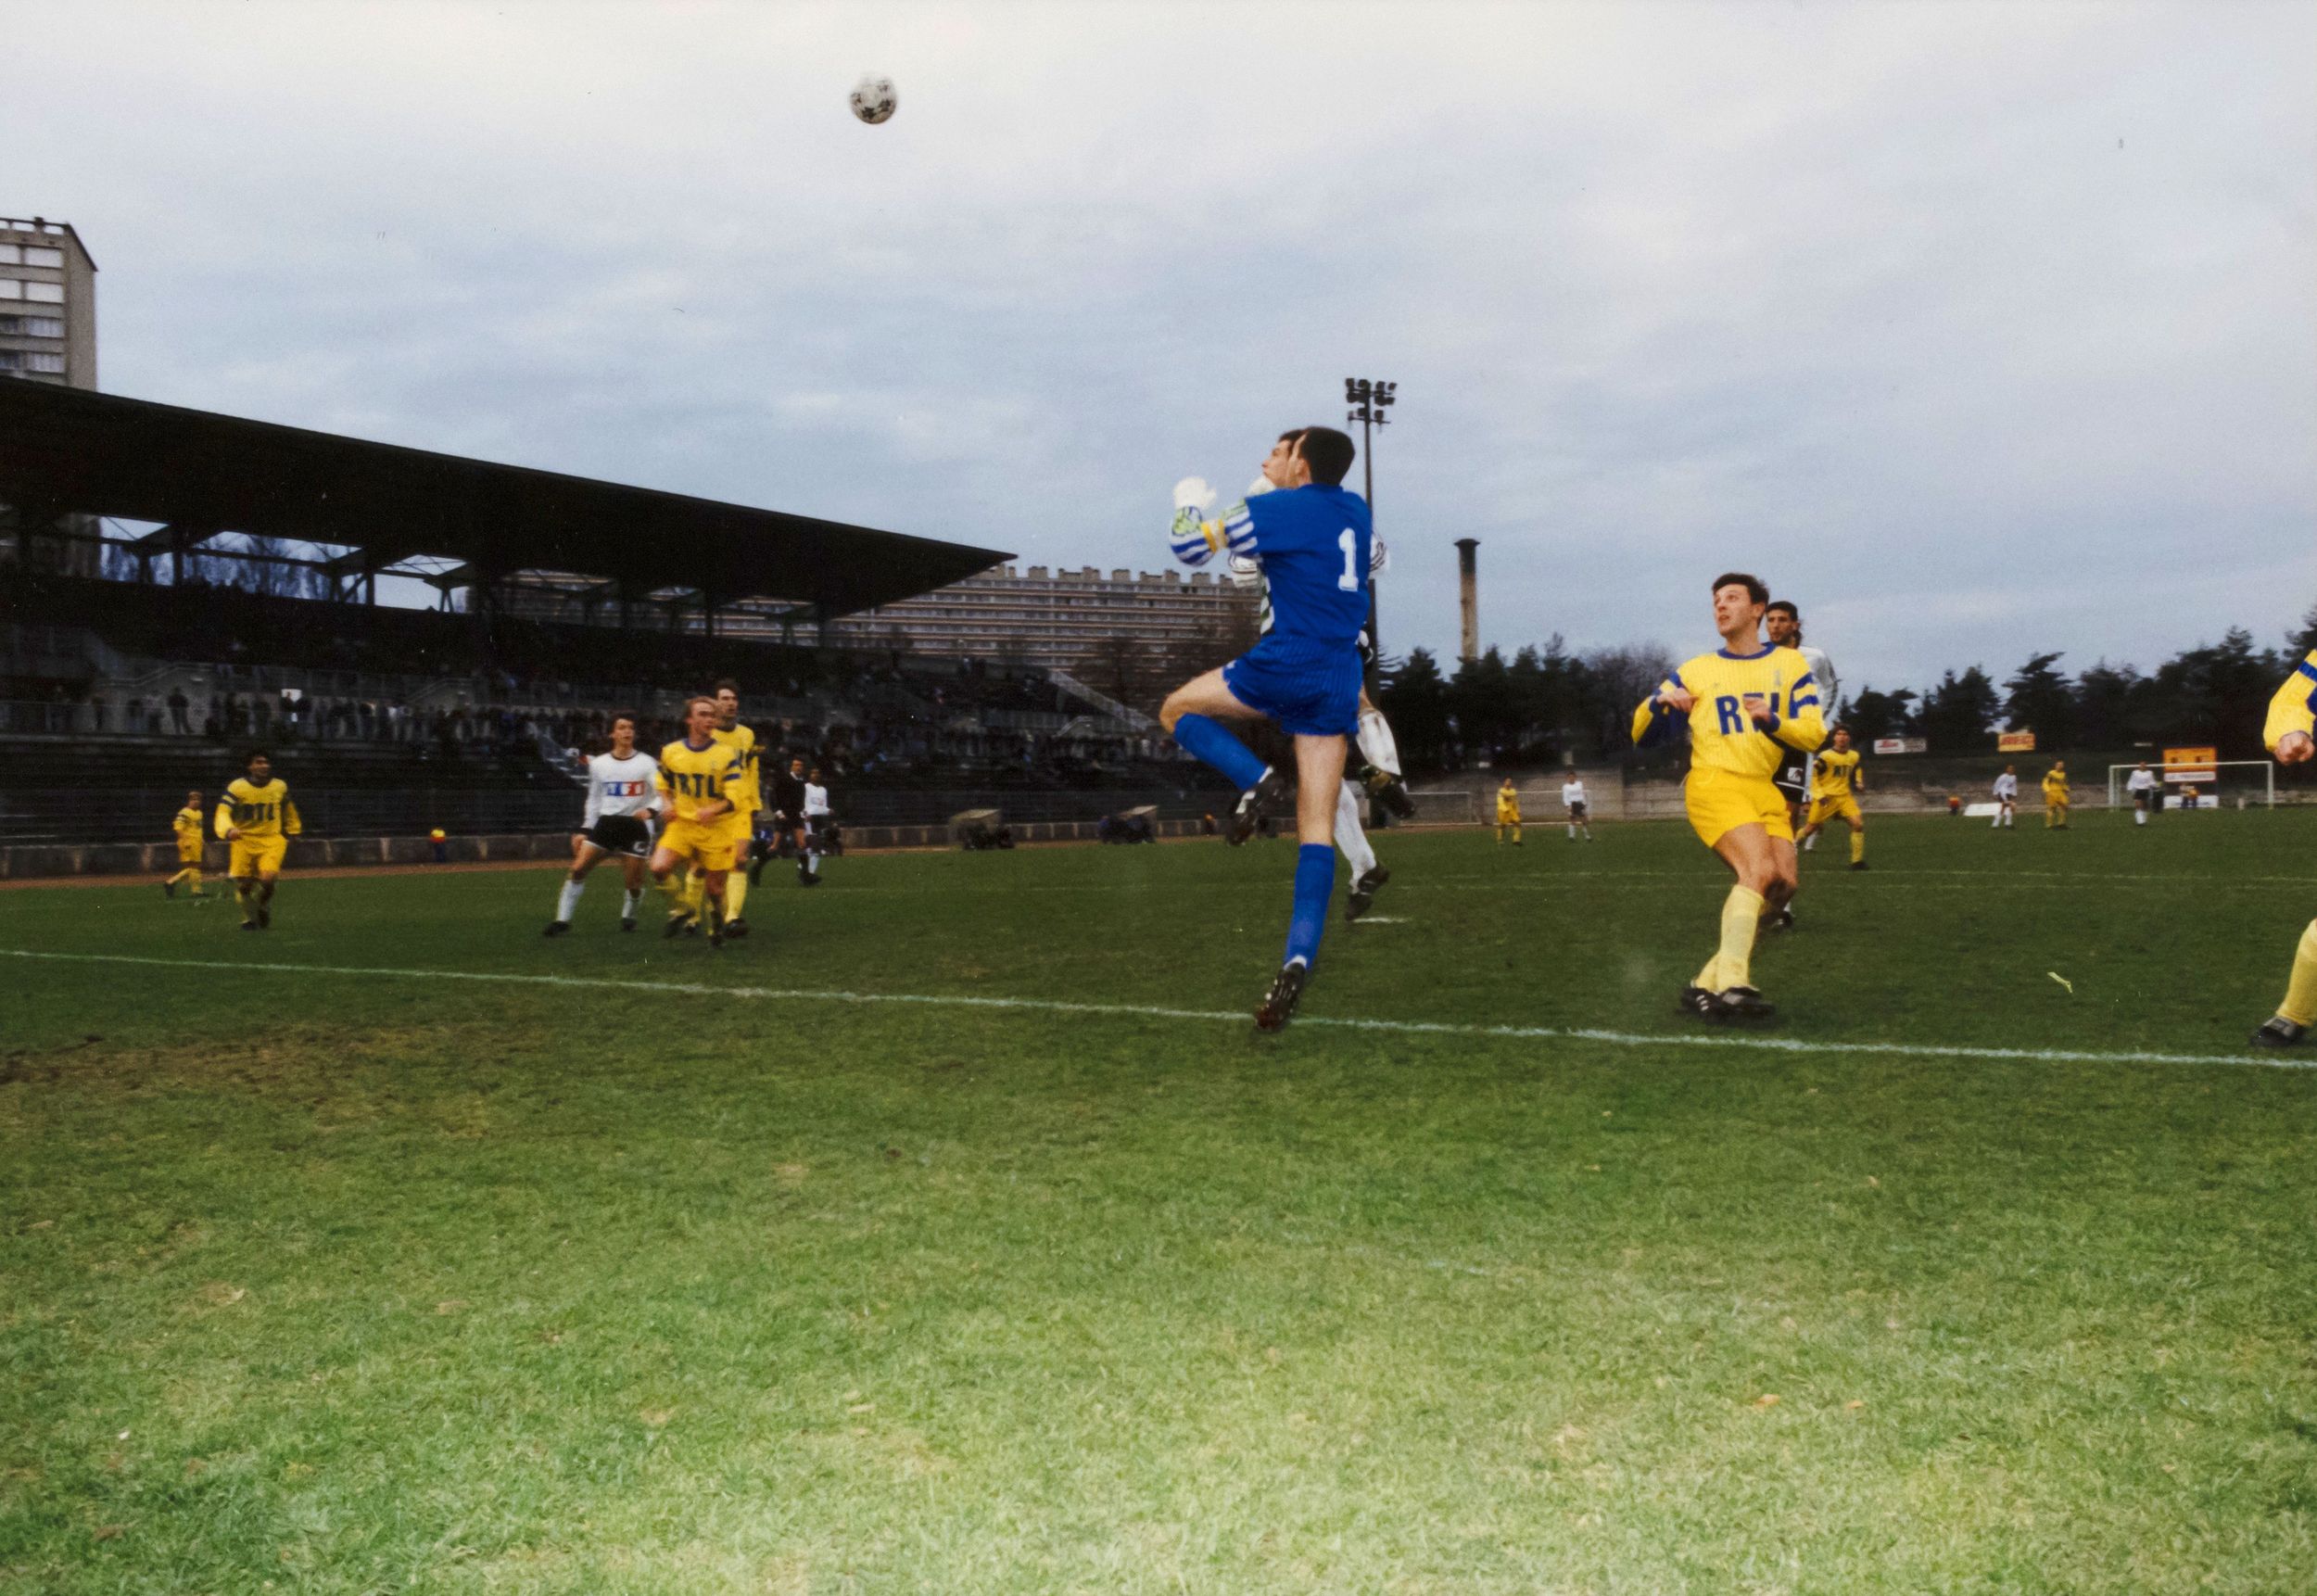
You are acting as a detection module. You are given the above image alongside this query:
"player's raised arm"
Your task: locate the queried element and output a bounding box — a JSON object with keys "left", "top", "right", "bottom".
{"left": 212, "top": 794, "right": 235, "bottom": 841}
{"left": 2264, "top": 649, "right": 2317, "bottom": 762}
{"left": 283, "top": 798, "right": 303, "bottom": 836}
{"left": 1168, "top": 477, "right": 1257, "bottom": 568}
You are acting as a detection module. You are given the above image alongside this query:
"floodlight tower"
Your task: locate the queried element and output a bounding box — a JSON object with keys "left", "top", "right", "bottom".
{"left": 1344, "top": 377, "right": 1396, "bottom": 662}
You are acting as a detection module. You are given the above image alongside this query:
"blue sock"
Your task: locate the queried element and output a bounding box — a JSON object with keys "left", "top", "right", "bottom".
{"left": 1284, "top": 843, "right": 1334, "bottom": 969}
{"left": 1171, "top": 713, "right": 1268, "bottom": 791}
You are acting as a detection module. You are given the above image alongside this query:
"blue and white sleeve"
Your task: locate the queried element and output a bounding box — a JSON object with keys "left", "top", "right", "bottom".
{"left": 1169, "top": 500, "right": 1259, "bottom": 567}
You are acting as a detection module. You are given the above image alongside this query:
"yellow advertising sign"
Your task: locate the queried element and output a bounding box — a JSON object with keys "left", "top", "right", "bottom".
{"left": 1996, "top": 730, "right": 2036, "bottom": 753}
{"left": 2163, "top": 745, "right": 2218, "bottom": 782}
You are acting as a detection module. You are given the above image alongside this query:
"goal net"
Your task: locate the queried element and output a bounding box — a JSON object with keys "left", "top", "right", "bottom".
{"left": 1405, "top": 789, "right": 1482, "bottom": 825}
{"left": 2106, "top": 760, "right": 2276, "bottom": 810}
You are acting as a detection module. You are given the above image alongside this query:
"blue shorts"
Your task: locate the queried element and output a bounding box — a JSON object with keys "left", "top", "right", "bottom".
{"left": 1222, "top": 634, "right": 1362, "bottom": 738}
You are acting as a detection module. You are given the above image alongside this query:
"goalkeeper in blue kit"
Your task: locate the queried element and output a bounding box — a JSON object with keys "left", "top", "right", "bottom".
{"left": 1161, "top": 425, "right": 1374, "bottom": 1031}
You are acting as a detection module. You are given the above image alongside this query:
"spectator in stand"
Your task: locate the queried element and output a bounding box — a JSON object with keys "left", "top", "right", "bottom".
{"left": 169, "top": 689, "right": 191, "bottom": 734}
{"left": 202, "top": 707, "right": 222, "bottom": 740}
{"left": 90, "top": 693, "right": 108, "bottom": 732}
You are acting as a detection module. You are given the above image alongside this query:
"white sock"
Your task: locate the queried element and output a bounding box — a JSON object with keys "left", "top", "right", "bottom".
{"left": 807, "top": 851, "right": 822, "bottom": 872}
{"left": 623, "top": 888, "right": 642, "bottom": 917}
{"left": 2134, "top": 810, "right": 2146, "bottom": 825}
{"left": 1335, "top": 782, "right": 1376, "bottom": 877}
{"left": 556, "top": 878, "right": 585, "bottom": 921}
{"left": 1356, "top": 709, "right": 1401, "bottom": 777}
{"left": 1802, "top": 833, "right": 1817, "bottom": 851}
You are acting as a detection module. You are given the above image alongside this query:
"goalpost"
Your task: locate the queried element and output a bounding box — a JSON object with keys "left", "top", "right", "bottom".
{"left": 2105, "top": 761, "right": 2276, "bottom": 810}
{"left": 1404, "top": 790, "right": 1482, "bottom": 826}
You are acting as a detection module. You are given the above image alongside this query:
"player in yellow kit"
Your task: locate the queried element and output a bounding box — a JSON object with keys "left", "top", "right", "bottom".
{"left": 2249, "top": 648, "right": 2317, "bottom": 1046}
{"left": 162, "top": 790, "right": 209, "bottom": 900}
{"left": 700, "top": 678, "right": 765, "bottom": 938}
{"left": 1795, "top": 728, "right": 1867, "bottom": 868}
{"left": 214, "top": 751, "right": 300, "bottom": 931}
{"left": 1495, "top": 778, "right": 1522, "bottom": 845}
{"left": 651, "top": 696, "right": 743, "bottom": 948}
{"left": 1632, "top": 572, "right": 1825, "bottom": 1020}
{"left": 2041, "top": 761, "right": 2070, "bottom": 829}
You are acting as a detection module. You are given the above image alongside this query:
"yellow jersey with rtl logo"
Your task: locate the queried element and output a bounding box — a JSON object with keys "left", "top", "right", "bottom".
{"left": 1631, "top": 644, "right": 1826, "bottom": 778}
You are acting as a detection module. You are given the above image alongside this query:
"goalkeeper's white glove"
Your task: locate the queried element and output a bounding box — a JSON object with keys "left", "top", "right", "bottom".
{"left": 1172, "top": 476, "right": 1216, "bottom": 513}
{"left": 1245, "top": 475, "right": 1275, "bottom": 498}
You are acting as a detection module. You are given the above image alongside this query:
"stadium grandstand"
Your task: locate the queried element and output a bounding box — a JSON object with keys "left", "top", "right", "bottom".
{"left": 0, "top": 381, "right": 1232, "bottom": 852}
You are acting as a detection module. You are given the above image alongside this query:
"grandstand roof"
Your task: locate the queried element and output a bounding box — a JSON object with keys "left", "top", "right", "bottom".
{"left": 0, "top": 380, "right": 1009, "bottom": 616}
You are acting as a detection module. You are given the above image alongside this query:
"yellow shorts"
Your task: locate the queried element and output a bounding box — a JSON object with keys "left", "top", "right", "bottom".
{"left": 1497, "top": 810, "right": 1520, "bottom": 825}
{"left": 1684, "top": 766, "right": 1792, "bottom": 848}
{"left": 228, "top": 835, "right": 288, "bottom": 877}
{"left": 1806, "top": 792, "right": 1863, "bottom": 828}
{"left": 176, "top": 841, "right": 206, "bottom": 864}
{"left": 658, "top": 818, "right": 737, "bottom": 872}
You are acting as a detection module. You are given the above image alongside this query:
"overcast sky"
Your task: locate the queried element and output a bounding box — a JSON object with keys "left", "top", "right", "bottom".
{"left": 10, "top": 0, "right": 2313, "bottom": 694}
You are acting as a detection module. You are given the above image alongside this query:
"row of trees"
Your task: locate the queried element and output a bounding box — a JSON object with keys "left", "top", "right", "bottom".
{"left": 1374, "top": 605, "right": 2317, "bottom": 773}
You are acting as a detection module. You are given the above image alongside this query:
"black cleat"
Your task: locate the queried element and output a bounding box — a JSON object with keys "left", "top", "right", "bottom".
{"left": 162, "top": 880, "right": 176, "bottom": 900}
{"left": 1713, "top": 985, "right": 1778, "bottom": 1021}
{"left": 238, "top": 920, "right": 262, "bottom": 932}
{"left": 2249, "top": 1016, "right": 2306, "bottom": 1048}
{"left": 799, "top": 870, "right": 821, "bottom": 887}
{"left": 620, "top": 917, "right": 638, "bottom": 932}
{"left": 543, "top": 919, "right": 571, "bottom": 938}
{"left": 256, "top": 903, "right": 272, "bottom": 930}
{"left": 1255, "top": 961, "right": 1310, "bottom": 1032}
{"left": 1227, "top": 767, "right": 1292, "bottom": 846}
{"left": 1850, "top": 860, "right": 1868, "bottom": 871}
{"left": 663, "top": 913, "right": 690, "bottom": 940}
{"left": 1364, "top": 766, "right": 1418, "bottom": 820}
{"left": 1765, "top": 907, "right": 1796, "bottom": 932}
{"left": 708, "top": 913, "right": 726, "bottom": 950}
{"left": 722, "top": 918, "right": 749, "bottom": 940}
{"left": 1676, "top": 984, "right": 1719, "bottom": 1019}
{"left": 1346, "top": 865, "right": 1391, "bottom": 922}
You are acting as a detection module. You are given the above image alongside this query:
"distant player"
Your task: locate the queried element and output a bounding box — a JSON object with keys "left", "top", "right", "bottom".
{"left": 650, "top": 696, "right": 742, "bottom": 946}
{"left": 704, "top": 680, "right": 764, "bottom": 938}
{"left": 1495, "top": 779, "right": 1522, "bottom": 845}
{"left": 1562, "top": 774, "right": 1592, "bottom": 842}
{"left": 2042, "top": 761, "right": 2070, "bottom": 829}
{"left": 162, "top": 790, "right": 209, "bottom": 899}
{"left": 1795, "top": 727, "right": 1867, "bottom": 868}
{"left": 543, "top": 712, "right": 657, "bottom": 936}
{"left": 1991, "top": 766, "right": 2019, "bottom": 828}
{"left": 215, "top": 751, "right": 300, "bottom": 931}
{"left": 799, "top": 766, "right": 832, "bottom": 885}
{"left": 767, "top": 756, "right": 807, "bottom": 869}
{"left": 2125, "top": 762, "right": 2159, "bottom": 825}
{"left": 1765, "top": 601, "right": 1838, "bottom": 835}
{"left": 2249, "top": 645, "right": 2316, "bottom": 1046}
{"left": 1632, "top": 573, "right": 1824, "bottom": 1020}
{"left": 1161, "top": 424, "right": 1373, "bottom": 1029}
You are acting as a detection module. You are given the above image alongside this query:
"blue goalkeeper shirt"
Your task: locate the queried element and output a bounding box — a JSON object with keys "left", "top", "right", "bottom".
{"left": 1172, "top": 484, "right": 1373, "bottom": 648}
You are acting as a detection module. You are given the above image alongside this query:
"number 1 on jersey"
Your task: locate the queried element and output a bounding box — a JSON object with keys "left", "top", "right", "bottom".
{"left": 1337, "top": 527, "right": 1360, "bottom": 591}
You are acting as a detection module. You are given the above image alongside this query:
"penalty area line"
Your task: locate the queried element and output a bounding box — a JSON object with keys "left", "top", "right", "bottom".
{"left": 1, "top": 948, "right": 2305, "bottom": 1072}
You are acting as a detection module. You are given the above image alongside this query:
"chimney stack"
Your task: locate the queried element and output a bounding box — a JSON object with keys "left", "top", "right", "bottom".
{"left": 1455, "top": 538, "right": 1480, "bottom": 663}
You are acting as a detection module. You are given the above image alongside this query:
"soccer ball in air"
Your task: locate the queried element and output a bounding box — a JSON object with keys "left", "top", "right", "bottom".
{"left": 849, "top": 74, "right": 897, "bottom": 125}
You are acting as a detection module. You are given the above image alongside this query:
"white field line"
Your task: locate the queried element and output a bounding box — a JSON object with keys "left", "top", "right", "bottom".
{"left": 4, "top": 949, "right": 2306, "bottom": 1072}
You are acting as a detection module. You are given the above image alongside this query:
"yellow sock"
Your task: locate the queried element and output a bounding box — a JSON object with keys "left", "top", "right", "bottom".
{"left": 724, "top": 869, "right": 749, "bottom": 920}
{"left": 1712, "top": 886, "right": 1766, "bottom": 992}
{"left": 1694, "top": 955, "right": 1722, "bottom": 990}
{"left": 2279, "top": 919, "right": 2317, "bottom": 1026}
{"left": 166, "top": 868, "right": 189, "bottom": 887}
{"left": 1850, "top": 830, "right": 1865, "bottom": 865}
{"left": 657, "top": 873, "right": 688, "bottom": 914}
{"left": 235, "top": 883, "right": 255, "bottom": 924}
{"left": 684, "top": 872, "right": 707, "bottom": 918}
{"left": 188, "top": 868, "right": 203, "bottom": 895}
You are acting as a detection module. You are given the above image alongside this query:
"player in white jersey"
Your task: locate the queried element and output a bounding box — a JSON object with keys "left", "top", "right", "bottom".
{"left": 1765, "top": 602, "right": 1838, "bottom": 844}
{"left": 1991, "top": 766, "right": 2019, "bottom": 828}
{"left": 544, "top": 713, "right": 660, "bottom": 935}
{"left": 1561, "top": 775, "right": 1593, "bottom": 841}
{"left": 799, "top": 768, "right": 832, "bottom": 886}
{"left": 1227, "top": 476, "right": 1404, "bottom": 921}
{"left": 2124, "top": 762, "right": 2159, "bottom": 826}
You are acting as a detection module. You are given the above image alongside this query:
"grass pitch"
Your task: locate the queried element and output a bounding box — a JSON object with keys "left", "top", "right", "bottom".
{"left": 5, "top": 810, "right": 2315, "bottom": 1594}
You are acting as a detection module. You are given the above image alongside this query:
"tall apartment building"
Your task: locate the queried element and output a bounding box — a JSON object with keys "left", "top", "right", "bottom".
{"left": 0, "top": 217, "right": 95, "bottom": 388}
{"left": 828, "top": 563, "right": 1258, "bottom": 669}
{"left": 0, "top": 217, "right": 99, "bottom": 576}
